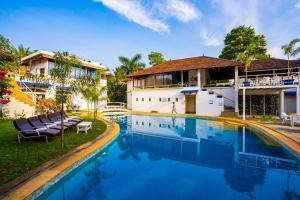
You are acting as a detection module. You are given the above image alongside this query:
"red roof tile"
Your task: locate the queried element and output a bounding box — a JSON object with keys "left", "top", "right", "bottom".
{"left": 128, "top": 56, "right": 240, "bottom": 77}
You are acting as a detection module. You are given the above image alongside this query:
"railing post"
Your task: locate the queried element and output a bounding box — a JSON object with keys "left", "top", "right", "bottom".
{"left": 235, "top": 66, "right": 239, "bottom": 113}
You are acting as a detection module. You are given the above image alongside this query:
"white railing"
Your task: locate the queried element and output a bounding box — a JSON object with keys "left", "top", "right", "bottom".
{"left": 99, "top": 102, "right": 129, "bottom": 116}
{"left": 239, "top": 71, "right": 300, "bottom": 87}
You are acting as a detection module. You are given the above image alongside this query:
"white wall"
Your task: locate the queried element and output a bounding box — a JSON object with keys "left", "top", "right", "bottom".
{"left": 131, "top": 88, "right": 186, "bottom": 114}
{"left": 210, "top": 87, "right": 235, "bottom": 108}
{"left": 3, "top": 97, "right": 35, "bottom": 118}
{"left": 127, "top": 81, "right": 133, "bottom": 109}
{"left": 130, "top": 88, "right": 224, "bottom": 116}
{"left": 196, "top": 90, "right": 224, "bottom": 116}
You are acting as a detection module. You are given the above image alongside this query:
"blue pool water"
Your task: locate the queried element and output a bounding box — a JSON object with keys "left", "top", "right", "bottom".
{"left": 37, "top": 115, "right": 300, "bottom": 200}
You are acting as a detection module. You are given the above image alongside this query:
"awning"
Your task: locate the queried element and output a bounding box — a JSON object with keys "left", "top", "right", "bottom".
{"left": 56, "top": 86, "right": 75, "bottom": 90}
{"left": 17, "top": 81, "right": 52, "bottom": 88}
{"left": 284, "top": 88, "right": 296, "bottom": 95}
{"left": 181, "top": 89, "right": 198, "bottom": 94}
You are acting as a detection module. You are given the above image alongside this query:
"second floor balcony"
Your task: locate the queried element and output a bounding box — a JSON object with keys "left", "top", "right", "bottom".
{"left": 239, "top": 68, "right": 300, "bottom": 88}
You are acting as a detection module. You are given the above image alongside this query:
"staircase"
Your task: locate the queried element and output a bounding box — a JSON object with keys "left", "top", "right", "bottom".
{"left": 9, "top": 79, "right": 36, "bottom": 106}
{"left": 221, "top": 107, "right": 238, "bottom": 118}
{"left": 2, "top": 79, "right": 36, "bottom": 118}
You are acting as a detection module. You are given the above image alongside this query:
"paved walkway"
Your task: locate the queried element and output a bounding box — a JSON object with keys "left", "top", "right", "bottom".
{"left": 261, "top": 123, "right": 300, "bottom": 144}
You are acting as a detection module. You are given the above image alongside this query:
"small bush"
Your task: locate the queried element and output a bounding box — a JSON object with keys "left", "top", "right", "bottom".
{"left": 36, "top": 98, "right": 60, "bottom": 114}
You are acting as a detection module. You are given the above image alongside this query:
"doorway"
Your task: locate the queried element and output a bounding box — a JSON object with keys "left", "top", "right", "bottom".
{"left": 185, "top": 95, "right": 196, "bottom": 114}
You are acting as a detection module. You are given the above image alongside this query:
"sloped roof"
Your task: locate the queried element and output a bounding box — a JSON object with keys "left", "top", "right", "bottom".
{"left": 128, "top": 56, "right": 240, "bottom": 77}
{"left": 21, "top": 50, "right": 106, "bottom": 70}
{"left": 249, "top": 58, "right": 300, "bottom": 71}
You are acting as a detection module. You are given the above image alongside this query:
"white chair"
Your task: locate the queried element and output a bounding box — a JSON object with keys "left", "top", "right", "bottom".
{"left": 281, "top": 112, "right": 291, "bottom": 124}
{"left": 291, "top": 114, "right": 300, "bottom": 127}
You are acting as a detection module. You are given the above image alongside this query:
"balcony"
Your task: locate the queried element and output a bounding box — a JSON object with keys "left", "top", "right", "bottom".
{"left": 239, "top": 70, "right": 300, "bottom": 88}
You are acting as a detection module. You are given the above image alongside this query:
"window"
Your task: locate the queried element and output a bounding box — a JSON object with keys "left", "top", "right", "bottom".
{"left": 176, "top": 98, "right": 178, "bottom": 102}
{"left": 40, "top": 68, "right": 45, "bottom": 77}
{"left": 145, "top": 75, "right": 155, "bottom": 87}
{"left": 48, "top": 62, "right": 55, "bottom": 75}
{"left": 136, "top": 98, "right": 138, "bottom": 101}
{"left": 168, "top": 98, "right": 170, "bottom": 102}
{"left": 164, "top": 73, "right": 172, "bottom": 85}
{"left": 155, "top": 74, "right": 164, "bottom": 86}
{"left": 149, "top": 98, "right": 151, "bottom": 102}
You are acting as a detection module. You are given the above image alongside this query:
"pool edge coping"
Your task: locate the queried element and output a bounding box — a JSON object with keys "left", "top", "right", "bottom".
{"left": 130, "top": 111, "right": 300, "bottom": 159}
{"left": 1, "top": 116, "right": 120, "bottom": 200}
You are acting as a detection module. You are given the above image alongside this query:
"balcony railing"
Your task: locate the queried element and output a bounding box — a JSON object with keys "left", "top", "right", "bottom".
{"left": 239, "top": 71, "right": 300, "bottom": 87}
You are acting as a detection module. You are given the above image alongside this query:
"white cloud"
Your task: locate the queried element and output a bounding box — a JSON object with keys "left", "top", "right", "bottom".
{"left": 155, "top": 0, "right": 201, "bottom": 22}
{"left": 201, "top": 30, "right": 222, "bottom": 46}
{"left": 268, "top": 46, "right": 285, "bottom": 58}
{"left": 211, "top": 0, "right": 260, "bottom": 32}
{"left": 295, "top": 1, "right": 300, "bottom": 8}
{"left": 94, "top": 0, "right": 169, "bottom": 32}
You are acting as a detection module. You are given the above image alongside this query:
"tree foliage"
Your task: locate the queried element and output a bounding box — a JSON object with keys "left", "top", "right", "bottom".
{"left": 148, "top": 51, "right": 165, "bottom": 66}
{"left": 107, "top": 75, "right": 127, "bottom": 103}
{"left": 219, "top": 25, "right": 269, "bottom": 60}
{"left": 76, "top": 69, "right": 107, "bottom": 121}
{"left": 51, "top": 51, "right": 81, "bottom": 148}
{"left": 281, "top": 38, "right": 300, "bottom": 76}
{"left": 117, "top": 54, "right": 145, "bottom": 79}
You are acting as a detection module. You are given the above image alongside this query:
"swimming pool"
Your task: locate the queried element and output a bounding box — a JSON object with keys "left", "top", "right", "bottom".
{"left": 37, "top": 114, "right": 300, "bottom": 200}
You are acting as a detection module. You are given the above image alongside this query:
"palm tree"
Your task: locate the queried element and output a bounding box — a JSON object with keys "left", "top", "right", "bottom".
{"left": 118, "top": 54, "right": 145, "bottom": 76}
{"left": 76, "top": 69, "right": 107, "bottom": 121}
{"left": 281, "top": 38, "right": 300, "bottom": 77}
{"left": 14, "top": 44, "right": 30, "bottom": 60}
{"left": 236, "top": 42, "right": 266, "bottom": 82}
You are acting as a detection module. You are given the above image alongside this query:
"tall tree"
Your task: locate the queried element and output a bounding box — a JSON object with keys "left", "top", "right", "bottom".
{"left": 107, "top": 75, "right": 127, "bottom": 103}
{"left": 148, "top": 51, "right": 165, "bottom": 65}
{"left": 236, "top": 41, "right": 266, "bottom": 80}
{"left": 281, "top": 38, "right": 300, "bottom": 76}
{"left": 118, "top": 54, "right": 145, "bottom": 77}
{"left": 51, "top": 51, "right": 81, "bottom": 148}
{"left": 219, "top": 25, "right": 269, "bottom": 60}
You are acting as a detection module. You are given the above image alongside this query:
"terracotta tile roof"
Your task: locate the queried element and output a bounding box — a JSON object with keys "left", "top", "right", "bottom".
{"left": 128, "top": 56, "right": 240, "bottom": 77}
{"left": 249, "top": 58, "right": 300, "bottom": 71}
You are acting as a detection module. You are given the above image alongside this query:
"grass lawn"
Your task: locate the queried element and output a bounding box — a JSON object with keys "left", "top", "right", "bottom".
{"left": 0, "top": 112, "right": 106, "bottom": 186}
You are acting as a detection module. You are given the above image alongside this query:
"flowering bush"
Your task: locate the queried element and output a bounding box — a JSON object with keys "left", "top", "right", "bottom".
{"left": 0, "top": 70, "right": 12, "bottom": 105}
{"left": 36, "top": 98, "right": 60, "bottom": 113}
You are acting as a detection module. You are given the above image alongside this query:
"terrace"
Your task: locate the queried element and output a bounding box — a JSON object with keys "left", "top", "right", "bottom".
{"left": 239, "top": 67, "right": 300, "bottom": 88}
{"left": 131, "top": 67, "right": 236, "bottom": 89}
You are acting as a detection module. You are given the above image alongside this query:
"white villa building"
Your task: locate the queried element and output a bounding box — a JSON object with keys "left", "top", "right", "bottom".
{"left": 127, "top": 56, "right": 300, "bottom": 119}
{"left": 4, "top": 50, "right": 107, "bottom": 117}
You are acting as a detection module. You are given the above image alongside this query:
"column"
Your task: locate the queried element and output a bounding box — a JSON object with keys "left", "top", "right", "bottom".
{"left": 243, "top": 88, "right": 246, "bottom": 120}
{"left": 181, "top": 71, "right": 184, "bottom": 87}
{"left": 297, "top": 87, "right": 300, "bottom": 114}
{"left": 235, "top": 66, "right": 239, "bottom": 113}
{"left": 280, "top": 90, "right": 285, "bottom": 115}
{"left": 197, "top": 69, "right": 201, "bottom": 88}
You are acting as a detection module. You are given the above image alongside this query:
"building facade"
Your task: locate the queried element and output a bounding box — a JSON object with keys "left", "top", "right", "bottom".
{"left": 127, "top": 56, "right": 300, "bottom": 118}
{"left": 8, "top": 50, "right": 107, "bottom": 114}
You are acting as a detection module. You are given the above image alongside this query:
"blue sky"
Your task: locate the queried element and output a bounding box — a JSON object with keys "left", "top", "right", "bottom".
{"left": 1, "top": 0, "right": 300, "bottom": 70}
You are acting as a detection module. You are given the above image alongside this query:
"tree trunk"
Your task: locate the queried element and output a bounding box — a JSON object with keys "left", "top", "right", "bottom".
{"left": 288, "top": 55, "right": 290, "bottom": 77}
{"left": 61, "top": 99, "right": 64, "bottom": 149}
{"left": 94, "top": 101, "right": 97, "bottom": 121}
